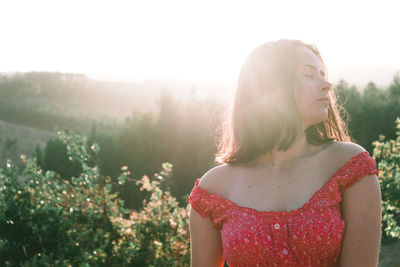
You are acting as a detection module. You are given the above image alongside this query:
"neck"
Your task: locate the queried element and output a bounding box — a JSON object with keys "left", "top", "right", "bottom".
{"left": 247, "top": 131, "right": 312, "bottom": 170}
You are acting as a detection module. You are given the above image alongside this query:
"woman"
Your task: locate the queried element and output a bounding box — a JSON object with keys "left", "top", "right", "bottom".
{"left": 189, "top": 39, "right": 381, "bottom": 266}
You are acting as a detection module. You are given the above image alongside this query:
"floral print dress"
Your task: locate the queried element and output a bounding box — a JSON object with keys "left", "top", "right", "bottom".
{"left": 189, "top": 151, "right": 379, "bottom": 266}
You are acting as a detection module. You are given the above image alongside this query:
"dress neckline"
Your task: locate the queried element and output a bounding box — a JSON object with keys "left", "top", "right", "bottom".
{"left": 194, "top": 151, "right": 369, "bottom": 217}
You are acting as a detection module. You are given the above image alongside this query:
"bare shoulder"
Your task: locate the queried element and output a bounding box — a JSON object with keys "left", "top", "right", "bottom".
{"left": 197, "top": 163, "right": 233, "bottom": 196}
{"left": 337, "top": 143, "right": 381, "bottom": 265}
{"left": 329, "top": 141, "right": 367, "bottom": 161}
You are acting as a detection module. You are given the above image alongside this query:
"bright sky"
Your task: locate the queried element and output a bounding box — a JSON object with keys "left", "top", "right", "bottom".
{"left": 1, "top": 0, "right": 399, "bottom": 85}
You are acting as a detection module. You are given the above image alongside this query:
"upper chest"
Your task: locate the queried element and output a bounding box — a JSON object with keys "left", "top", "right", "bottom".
{"left": 220, "top": 144, "right": 344, "bottom": 213}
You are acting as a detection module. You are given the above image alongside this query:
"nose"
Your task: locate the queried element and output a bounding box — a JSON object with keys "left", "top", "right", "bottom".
{"left": 321, "top": 80, "right": 332, "bottom": 92}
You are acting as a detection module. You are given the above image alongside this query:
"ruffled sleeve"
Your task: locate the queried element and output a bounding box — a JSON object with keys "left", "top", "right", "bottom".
{"left": 338, "top": 151, "right": 380, "bottom": 192}
{"left": 189, "top": 178, "right": 230, "bottom": 230}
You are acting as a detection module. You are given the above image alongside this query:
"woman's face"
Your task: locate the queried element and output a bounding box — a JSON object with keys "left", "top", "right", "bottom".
{"left": 294, "top": 46, "right": 332, "bottom": 129}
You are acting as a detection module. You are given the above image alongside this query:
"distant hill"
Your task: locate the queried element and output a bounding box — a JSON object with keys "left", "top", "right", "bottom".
{"left": 91, "top": 65, "right": 400, "bottom": 107}
{"left": 0, "top": 72, "right": 235, "bottom": 120}
{"left": 0, "top": 119, "right": 52, "bottom": 169}
{"left": 0, "top": 67, "right": 398, "bottom": 125}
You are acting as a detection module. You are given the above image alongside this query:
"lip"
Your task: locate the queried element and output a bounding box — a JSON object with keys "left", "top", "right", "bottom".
{"left": 317, "top": 98, "right": 330, "bottom": 105}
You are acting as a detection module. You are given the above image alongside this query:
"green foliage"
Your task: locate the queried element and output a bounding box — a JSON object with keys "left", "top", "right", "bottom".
{"left": 334, "top": 78, "right": 400, "bottom": 152}
{"left": 3, "top": 136, "right": 18, "bottom": 152}
{"left": 0, "top": 130, "right": 190, "bottom": 266}
{"left": 43, "top": 133, "right": 84, "bottom": 180}
{"left": 0, "top": 72, "right": 219, "bottom": 209}
{"left": 118, "top": 164, "right": 190, "bottom": 267}
{"left": 372, "top": 117, "right": 400, "bottom": 242}
{"left": 87, "top": 122, "right": 124, "bottom": 180}
{"left": 33, "top": 143, "right": 44, "bottom": 168}
{"left": 388, "top": 72, "right": 400, "bottom": 103}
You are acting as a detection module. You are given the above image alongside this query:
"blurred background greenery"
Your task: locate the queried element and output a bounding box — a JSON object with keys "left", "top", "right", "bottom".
{"left": 0, "top": 71, "right": 399, "bottom": 266}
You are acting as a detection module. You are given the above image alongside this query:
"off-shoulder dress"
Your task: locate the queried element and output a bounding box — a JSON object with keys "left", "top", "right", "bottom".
{"left": 189, "top": 151, "right": 379, "bottom": 267}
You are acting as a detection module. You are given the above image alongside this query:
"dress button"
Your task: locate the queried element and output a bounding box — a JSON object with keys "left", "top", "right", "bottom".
{"left": 274, "top": 223, "right": 280, "bottom": 229}
{"left": 282, "top": 248, "right": 288, "bottom": 255}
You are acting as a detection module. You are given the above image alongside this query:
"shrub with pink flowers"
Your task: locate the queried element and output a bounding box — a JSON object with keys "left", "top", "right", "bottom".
{"left": 372, "top": 117, "right": 400, "bottom": 243}
{"left": 0, "top": 130, "right": 190, "bottom": 266}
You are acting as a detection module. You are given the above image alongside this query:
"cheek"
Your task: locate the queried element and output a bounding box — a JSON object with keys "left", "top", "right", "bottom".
{"left": 295, "top": 88, "right": 323, "bottom": 120}
{"left": 295, "top": 88, "right": 313, "bottom": 111}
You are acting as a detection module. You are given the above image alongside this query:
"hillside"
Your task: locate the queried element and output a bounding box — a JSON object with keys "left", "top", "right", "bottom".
{"left": 0, "top": 119, "right": 52, "bottom": 169}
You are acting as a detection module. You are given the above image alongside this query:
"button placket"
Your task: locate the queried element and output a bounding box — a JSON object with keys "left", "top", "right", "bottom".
{"left": 271, "top": 219, "right": 292, "bottom": 260}
{"left": 274, "top": 220, "right": 291, "bottom": 258}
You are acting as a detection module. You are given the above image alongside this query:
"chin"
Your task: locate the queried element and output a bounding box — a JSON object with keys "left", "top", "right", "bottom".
{"left": 319, "top": 110, "right": 329, "bottom": 121}
{"left": 302, "top": 110, "right": 329, "bottom": 128}
{"left": 308, "top": 115, "right": 328, "bottom": 126}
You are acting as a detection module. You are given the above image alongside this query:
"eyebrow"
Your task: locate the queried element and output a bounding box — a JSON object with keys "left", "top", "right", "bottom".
{"left": 301, "top": 64, "right": 326, "bottom": 77}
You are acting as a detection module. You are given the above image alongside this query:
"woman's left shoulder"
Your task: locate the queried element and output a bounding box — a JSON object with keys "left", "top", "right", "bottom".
{"left": 326, "top": 141, "right": 367, "bottom": 159}
{"left": 332, "top": 141, "right": 380, "bottom": 192}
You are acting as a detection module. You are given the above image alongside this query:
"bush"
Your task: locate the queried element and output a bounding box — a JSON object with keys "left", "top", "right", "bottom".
{"left": 0, "top": 130, "right": 190, "bottom": 266}
{"left": 43, "top": 133, "right": 83, "bottom": 180}
{"left": 114, "top": 164, "right": 190, "bottom": 266}
{"left": 372, "top": 117, "right": 400, "bottom": 242}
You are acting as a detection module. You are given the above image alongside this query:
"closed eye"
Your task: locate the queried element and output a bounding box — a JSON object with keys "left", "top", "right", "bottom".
{"left": 301, "top": 64, "right": 326, "bottom": 79}
{"left": 304, "top": 72, "right": 313, "bottom": 77}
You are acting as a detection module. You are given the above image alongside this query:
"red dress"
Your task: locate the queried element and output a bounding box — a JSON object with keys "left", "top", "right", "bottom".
{"left": 189, "top": 151, "right": 379, "bottom": 267}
